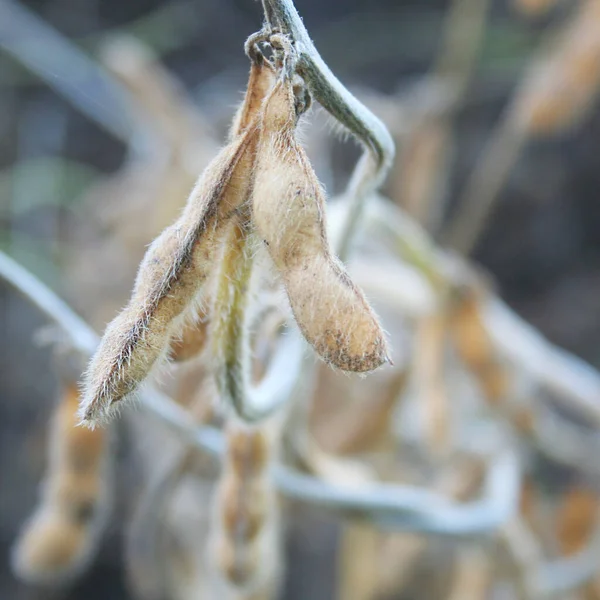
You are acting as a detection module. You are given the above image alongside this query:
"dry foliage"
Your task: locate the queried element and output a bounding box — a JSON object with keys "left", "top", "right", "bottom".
{"left": 4, "top": 0, "right": 600, "bottom": 599}
{"left": 11, "top": 381, "right": 112, "bottom": 584}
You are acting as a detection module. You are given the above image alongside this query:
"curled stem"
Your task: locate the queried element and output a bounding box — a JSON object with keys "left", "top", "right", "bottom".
{"left": 1, "top": 249, "right": 519, "bottom": 536}
{"left": 212, "top": 216, "right": 256, "bottom": 419}
{"left": 211, "top": 216, "right": 304, "bottom": 423}
{"left": 355, "top": 197, "right": 600, "bottom": 431}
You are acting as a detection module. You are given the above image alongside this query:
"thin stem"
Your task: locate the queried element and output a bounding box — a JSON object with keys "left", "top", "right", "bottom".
{"left": 434, "top": 0, "right": 490, "bottom": 98}
{"left": 0, "top": 249, "right": 521, "bottom": 537}
{"left": 0, "top": 251, "right": 98, "bottom": 356}
{"left": 367, "top": 446, "right": 520, "bottom": 535}
{"left": 261, "top": 0, "right": 395, "bottom": 261}
{"left": 211, "top": 217, "right": 305, "bottom": 423}
{"left": 413, "top": 0, "right": 490, "bottom": 233}
{"left": 442, "top": 118, "right": 524, "bottom": 254}
{"left": 358, "top": 197, "right": 600, "bottom": 430}
{"left": 0, "top": 0, "right": 139, "bottom": 145}
{"left": 441, "top": 17, "right": 565, "bottom": 255}
{"left": 149, "top": 388, "right": 520, "bottom": 535}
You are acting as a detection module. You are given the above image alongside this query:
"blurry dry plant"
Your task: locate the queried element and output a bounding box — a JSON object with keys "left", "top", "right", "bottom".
{"left": 3, "top": 0, "right": 600, "bottom": 599}
{"left": 444, "top": 0, "right": 600, "bottom": 254}
{"left": 11, "top": 375, "right": 113, "bottom": 585}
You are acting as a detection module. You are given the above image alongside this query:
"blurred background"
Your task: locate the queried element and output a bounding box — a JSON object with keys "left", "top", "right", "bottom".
{"left": 2, "top": 0, "right": 600, "bottom": 598}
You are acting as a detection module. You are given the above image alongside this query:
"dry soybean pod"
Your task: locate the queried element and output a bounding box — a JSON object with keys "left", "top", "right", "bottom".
{"left": 209, "top": 44, "right": 286, "bottom": 571}
{"left": 232, "top": 33, "right": 277, "bottom": 137}
{"left": 555, "top": 486, "right": 599, "bottom": 558}
{"left": 210, "top": 422, "right": 281, "bottom": 596}
{"left": 12, "top": 381, "right": 113, "bottom": 584}
{"left": 449, "top": 286, "right": 510, "bottom": 407}
{"left": 252, "top": 63, "right": 390, "bottom": 373}
{"left": 449, "top": 287, "right": 541, "bottom": 436}
{"left": 168, "top": 39, "right": 277, "bottom": 368}
{"left": 79, "top": 42, "right": 275, "bottom": 427}
{"left": 211, "top": 34, "right": 309, "bottom": 423}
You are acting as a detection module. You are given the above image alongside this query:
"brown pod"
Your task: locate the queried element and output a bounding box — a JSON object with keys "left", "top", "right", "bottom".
{"left": 214, "top": 534, "right": 261, "bottom": 589}
{"left": 79, "top": 131, "right": 256, "bottom": 425}
{"left": 514, "top": 0, "right": 600, "bottom": 135}
{"left": 54, "top": 383, "right": 107, "bottom": 472}
{"left": 252, "top": 77, "right": 389, "bottom": 372}
{"left": 226, "top": 425, "right": 272, "bottom": 476}
{"left": 12, "top": 510, "right": 90, "bottom": 583}
{"left": 12, "top": 384, "right": 111, "bottom": 584}
{"left": 450, "top": 288, "right": 509, "bottom": 405}
{"left": 80, "top": 55, "right": 276, "bottom": 426}
{"left": 555, "top": 486, "right": 598, "bottom": 556}
{"left": 219, "top": 427, "right": 272, "bottom": 544}
{"left": 211, "top": 423, "right": 278, "bottom": 592}
{"left": 219, "top": 472, "right": 270, "bottom": 543}
{"left": 80, "top": 54, "right": 276, "bottom": 425}
{"left": 413, "top": 311, "right": 450, "bottom": 454}
{"left": 168, "top": 59, "right": 276, "bottom": 368}
{"left": 79, "top": 56, "right": 277, "bottom": 425}
{"left": 232, "top": 55, "right": 276, "bottom": 136}
{"left": 450, "top": 290, "right": 489, "bottom": 371}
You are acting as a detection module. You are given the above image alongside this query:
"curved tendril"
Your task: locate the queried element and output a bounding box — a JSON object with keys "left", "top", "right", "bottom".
{"left": 212, "top": 216, "right": 305, "bottom": 423}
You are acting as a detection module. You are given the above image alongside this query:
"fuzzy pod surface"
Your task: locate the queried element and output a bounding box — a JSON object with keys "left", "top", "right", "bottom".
{"left": 252, "top": 76, "right": 390, "bottom": 372}
{"left": 79, "top": 58, "right": 277, "bottom": 426}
